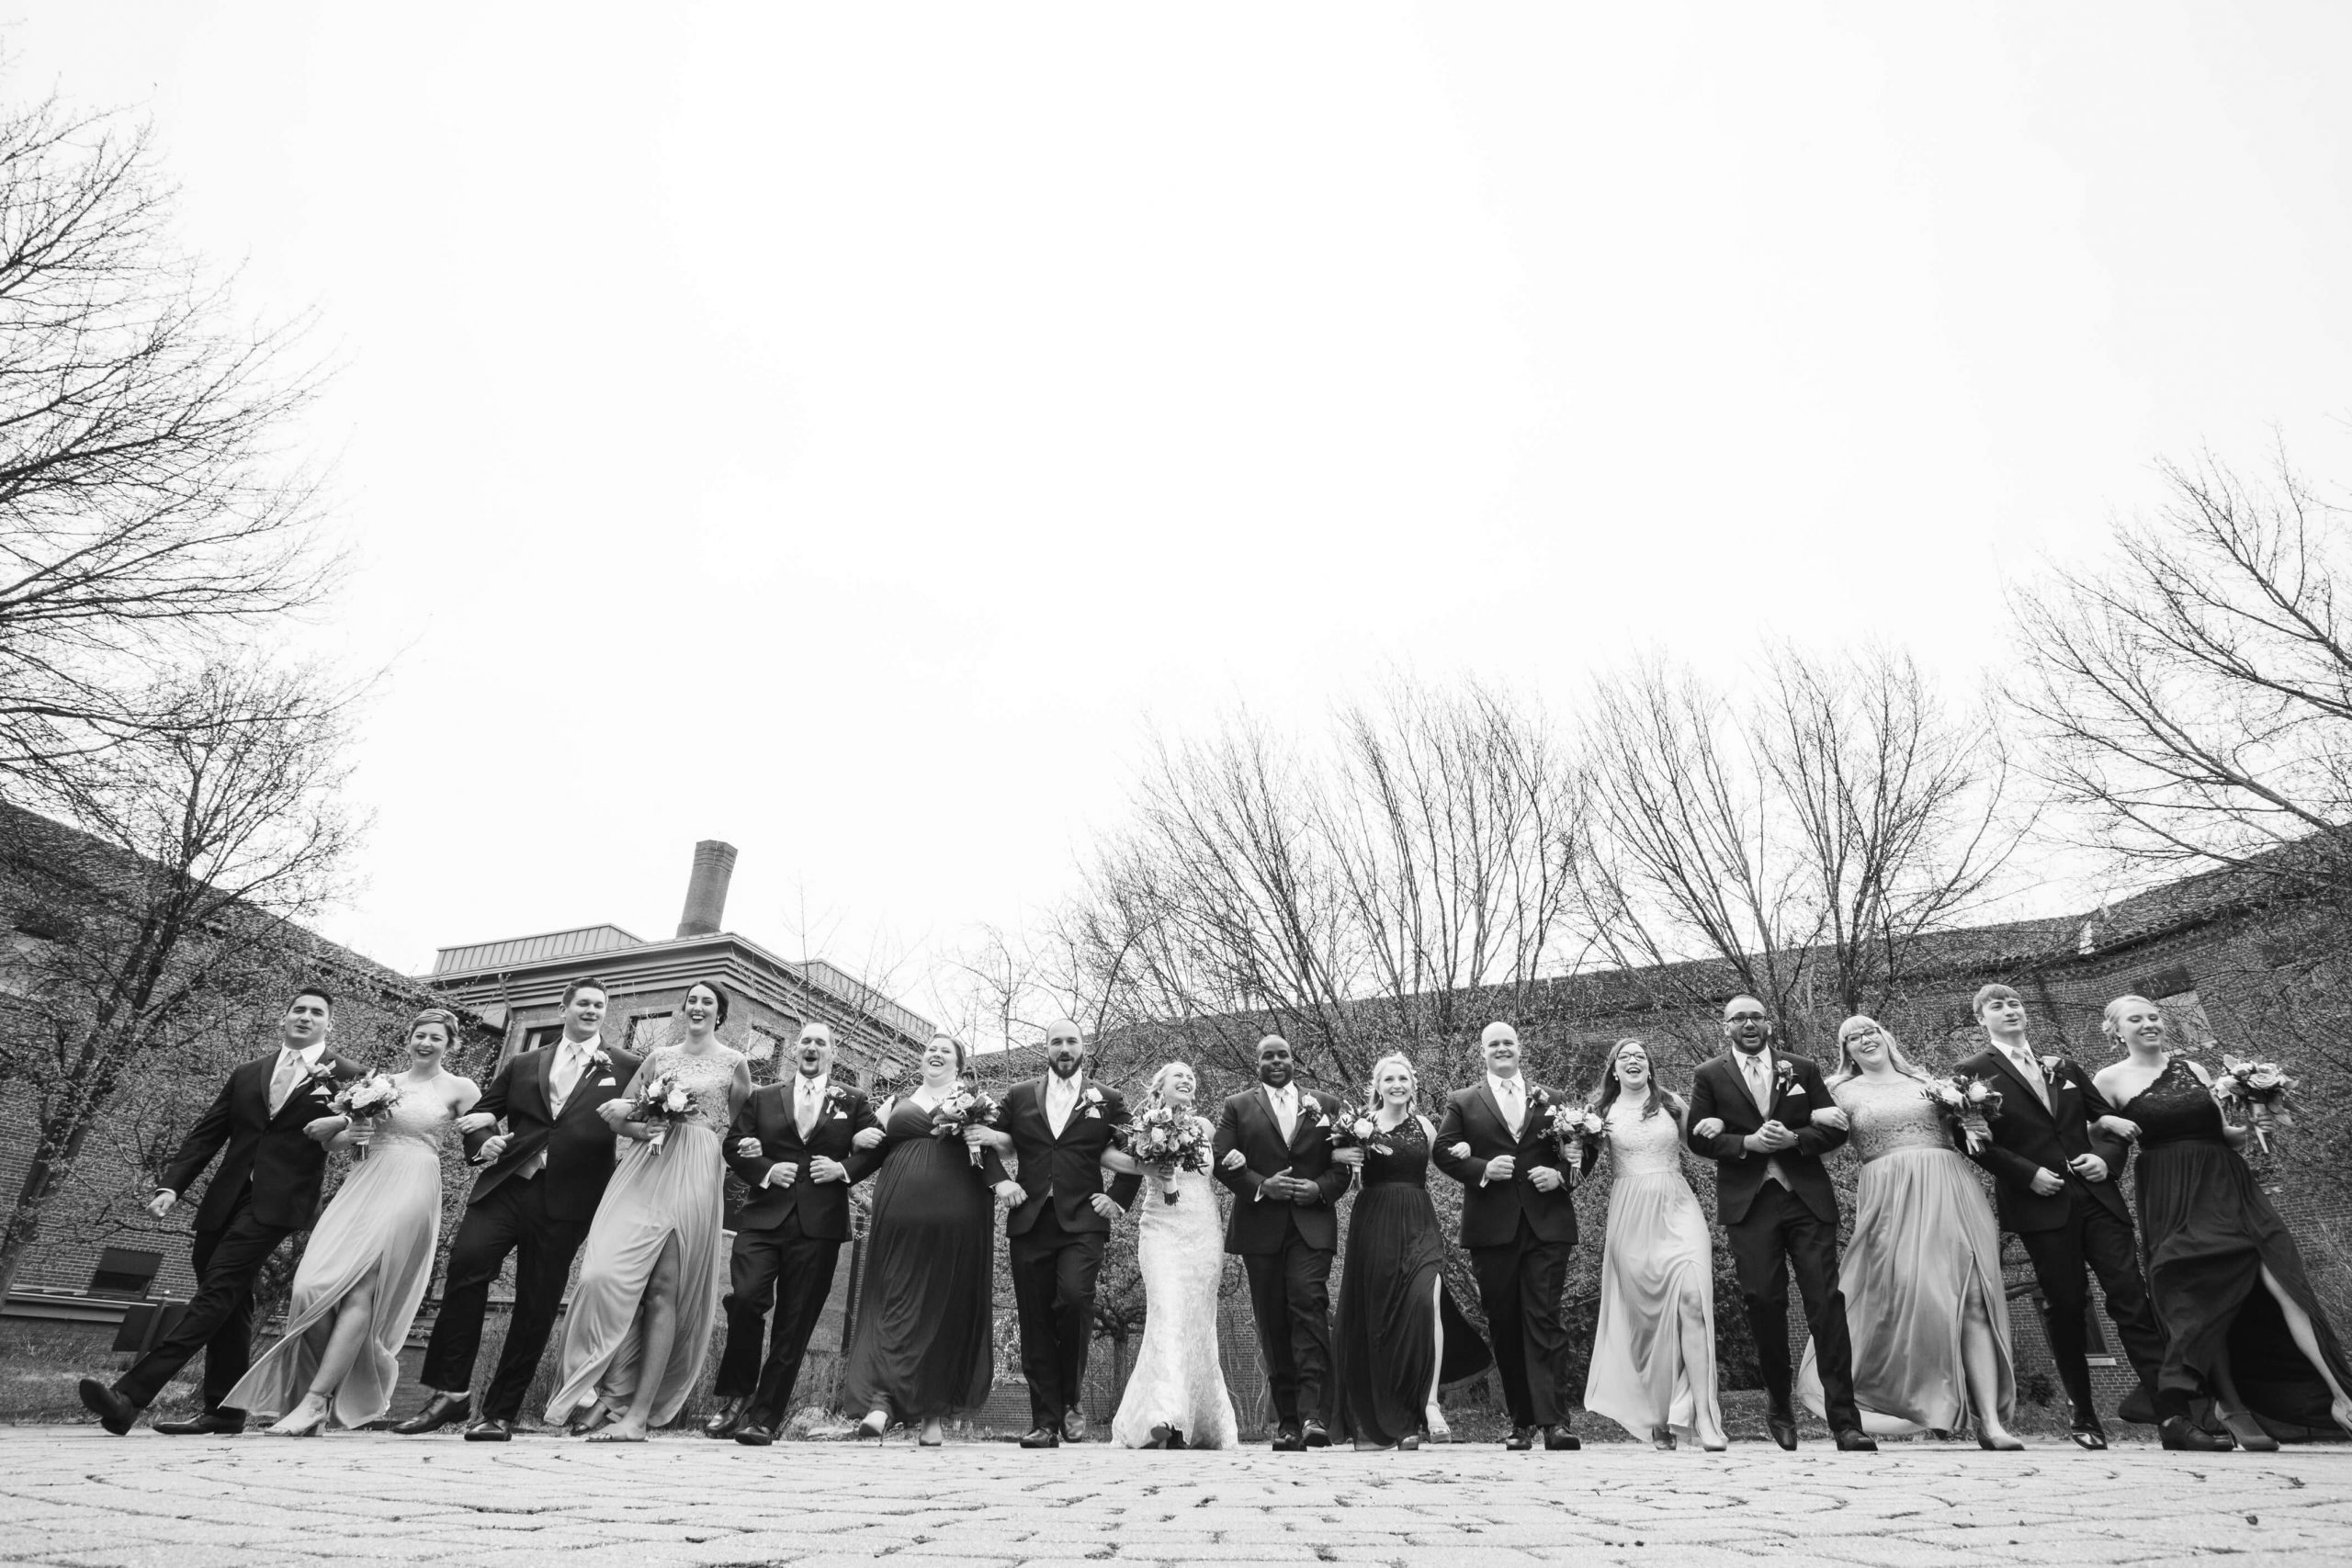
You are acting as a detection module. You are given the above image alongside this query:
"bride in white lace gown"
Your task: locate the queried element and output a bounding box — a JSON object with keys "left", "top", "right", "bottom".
{"left": 1583, "top": 1038, "right": 1726, "bottom": 1451}
{"left": 1111, "top": 1062, "right": 1238, "bottom": 1450}
{"left": 226, "top": 1009, "right": 478, "bottom": 1435}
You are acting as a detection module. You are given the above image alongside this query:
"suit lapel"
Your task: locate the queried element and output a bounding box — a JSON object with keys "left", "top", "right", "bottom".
{"left": 1715, "top": 1055, "right": 1764, "bottom": 1129}
{"left": 1288, "top": 1091, "right": 1321, "bottom": 1155}
{"left": 1984, "top": 1051, "right": 2052, "bottom": 1122}
{"left": 1476, "top": 1078, "right": 1509, "bottom": 1141}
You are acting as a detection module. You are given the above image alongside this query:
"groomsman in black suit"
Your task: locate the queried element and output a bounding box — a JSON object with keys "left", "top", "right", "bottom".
{"left": 1957, "top": 982, "right": 2167, "bottom": 1450}
{"left": 396, "top": 976, "right": 639, "bottom": 1439}
{"left": 1432, "top": 1021, "right": 1584, "bottom": 1451}
{"left": 712, "top": 1022, "right": 885, "bottom": 1445}
{"left": 1214, "top": 1033, "right": 1351, "bottom": 1451}
{"left": 79, "top": 986, "right": 363, "bottom": 1435}
{"left": 1685, "top": 995, "right": 1875, "bottom": 1452}
{"left": 976, "top": 1019, "right": 1141, "bottom": 1448}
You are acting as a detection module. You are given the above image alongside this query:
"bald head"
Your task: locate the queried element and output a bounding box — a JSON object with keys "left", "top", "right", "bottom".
{"left": 792, "top": 1021, "right": 835, "bottom": 1077}
{"left": 1255, "top": 1034, "right": 1295, "bottom": 1089}
{"left": 1481, "top": 1021, "right": 1522, "bottom": 1077}
{"left": 1044, "top": 1018, "right": 1087, "bottom": 1079}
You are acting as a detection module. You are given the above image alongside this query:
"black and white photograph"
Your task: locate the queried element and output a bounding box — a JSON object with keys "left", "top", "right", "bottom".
{"left": 3, "top": 4, "right": 2352, "bottom": 1563}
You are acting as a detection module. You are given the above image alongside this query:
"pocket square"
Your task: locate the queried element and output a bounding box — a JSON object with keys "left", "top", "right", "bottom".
{"left": 596, "top": 1077, "right": 617, "bottom": 1088}
{"left": 831, "top": 1110, "right": 848, "bottom": 1121}
{"left": 1784, "top": 1085, "right": 1807, "bottom": 1098}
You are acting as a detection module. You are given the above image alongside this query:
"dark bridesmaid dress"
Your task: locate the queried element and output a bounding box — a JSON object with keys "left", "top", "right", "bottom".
{"left": 840, "top": 1094, "right": 1010, "bottom": 1423}
{"left": 2125, "top": 1056, "right": 2352, "bottom": 1437}
{"left": 1329, "top": 1116, "right": 1492, "bottom": 1446}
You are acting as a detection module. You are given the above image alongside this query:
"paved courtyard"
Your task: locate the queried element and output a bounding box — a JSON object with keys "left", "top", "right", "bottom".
{"left": 3, "top": 1427, "right": 2349, "bottom": 1568}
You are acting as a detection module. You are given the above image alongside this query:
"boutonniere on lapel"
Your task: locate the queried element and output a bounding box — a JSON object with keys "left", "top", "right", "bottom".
{"left": 1772, "top": 1059, "right": 1801, "bottom": 1098}
{"left": 1297, "top": 1098, "right": 1329, "bottom": 1132}
{"left": 2040, "top": 1055, "right": 2066, "bottom": 1084}
{"left": 1527, "top": 1085, "right": 1553, "bottom": 1111}
{"left": 300, "top": 1061, "right": 341, "bottom": 1100}
{"left": 825, "top": 1083, "right": 852, "bottom": 1119}
{"left": 1082, "top": 1084, "right": 1106, "bottom": 1119}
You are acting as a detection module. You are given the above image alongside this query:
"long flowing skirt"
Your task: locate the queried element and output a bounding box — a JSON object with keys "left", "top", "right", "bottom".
{"left": 223, "top": 1139, "right": 441, "bottom": 1427}
{"left": 840, "top": 1135, "right": 995, "bottom": 1421}
{"left": 546, "top": 1122, "right": 725, "bottom": 1427}
{"left": 1112, "top": 1168, "right": 1238, "bottom": 1448}
{"left": 1584, "top": 1168, "right": 1724, "bottom": 1445}
{"left": 1800, "top": 1145, "right": 2013, "bottom": 1436}
{"left": 1329, "top": 1182, "right": 1492, "bottom": 1446}
{"left": 2138, "top": 1138, "right": 2352, "bottom": 1434}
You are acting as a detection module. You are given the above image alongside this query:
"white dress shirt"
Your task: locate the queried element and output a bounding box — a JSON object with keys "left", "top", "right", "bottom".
{"left": 1266, "top": 1082, "right": 1299, "bottom": 1143}
{"left": 796, "top": 1072, "right": 829, "bottom": 1138}
{"left": 1046, "top": 1071, "right": 1083, "bottom": 1138}
{"left": 268, "top": 1043, "right": 326, "bottom": 1115}
{"left": 2006, "top": 1044, "right": 2051, "bottom": 1111}
{"left": 1736, "top": 1048, "right": 1792, "bottom": 1190}
{"left": 1487, "top": 1073, "right": 1527, "bottom": 1137}
{"left": 521, "top": 1037, "right": 596, "bottom": 1180}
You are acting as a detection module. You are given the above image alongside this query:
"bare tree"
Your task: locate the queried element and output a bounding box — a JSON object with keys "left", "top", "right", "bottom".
{"left": 0, "top": 658, "right": 359, "bottom": 1301}
{"left": 2010, "top": 447, "right": 2352, "bottom": 904}
{"left": 0, "top": 78, "right": 336, "bottom": 778}
{"left": 1580, "top": 648, "right": 2021, "bottom": 1038}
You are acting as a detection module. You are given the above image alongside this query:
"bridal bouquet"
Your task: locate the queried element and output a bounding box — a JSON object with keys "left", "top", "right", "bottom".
{"left": 1542, "top": 1102, "right": 1605, "bottom": 1162}
{"left": 931, "top": 1087, "right": 1001, "bottom": 1168}
{"left": 2215, "top": 1055, "right": 2298, "bottom": 1156}
{"left": 1120, "top": 1106, "right": 1212, "bottom": 1202}
{"left": 1325, "top": 1107, "right": 1394, "bottom": 1159}
{"left": 331, "top": 1074, "right": 402, "bottom": 1160}
{"left": 627, "top": 1071, "right": 695, "bottom": 1156}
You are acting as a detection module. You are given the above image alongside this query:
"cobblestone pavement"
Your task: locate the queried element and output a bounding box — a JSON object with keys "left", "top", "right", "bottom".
{"left": 4, "top": 1427, "right": 2349, "bottom": 1568}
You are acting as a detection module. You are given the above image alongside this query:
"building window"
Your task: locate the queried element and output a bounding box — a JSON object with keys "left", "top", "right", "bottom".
{"left": 628, "top": 1011, "right": 673, "bottom": 1051}
{"left": 519, "top": 1024, "right": 565, "bottom": 1055}
{"left": 2154, "top": 988, "right": 2217, "bottom": 1049}
{"left": 746, "top": 1025, "right": 783, "bottom": 1063}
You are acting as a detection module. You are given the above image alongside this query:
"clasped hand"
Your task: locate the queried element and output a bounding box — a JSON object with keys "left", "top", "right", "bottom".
{"left": 1746, "top": 1120, "right": 1799, "bottom": 1154}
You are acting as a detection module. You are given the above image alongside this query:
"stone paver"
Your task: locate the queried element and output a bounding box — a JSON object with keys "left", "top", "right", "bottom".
{"left": 0, "top": 1427, "right": 2346, "bottom": 1567}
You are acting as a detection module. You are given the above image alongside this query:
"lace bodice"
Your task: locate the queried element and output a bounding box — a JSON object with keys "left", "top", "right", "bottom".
{"left": 1360, "top": 1115, "right": 1431, "bottom": 1188}
{"left": 1604, "top": 1100, "right": 1686, "bottom": 1176}
{"left": 2120, "top": 1056, "right": 2225, "bottom": 1147}
{"left": 372, "top": 1089, "right": 457, "bottom": 1148}
{"left": 639, "top": 1043, "right": 743, "bottom": 1134}
{"left": 1831, "top": 1073, "right": 1956, "bottom": 1163}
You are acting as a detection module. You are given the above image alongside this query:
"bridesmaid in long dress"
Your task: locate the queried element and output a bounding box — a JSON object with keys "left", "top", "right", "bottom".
{"left": 1329, "top": 1054, "right": 1491, "bottom": 1451}
{"left": 842, "top": 1032, "right": 1010, "bottom": 1446}
{"left": 226, "top": 1009, "right": 478, "bottom": 1435}
{"left": 2095, "top": 994, "right": 2352, "bottom": 1450}
{"left": 1108, "top": 1062, "right": 1239, "bottom": 1450}
{"left": 1582, "top": 1038, "right": 1726, "bottom": 1451}
{"left": 1798, "top": 1015, "right": 2020, "bottom": 1448}
{"left": 548, "top": 979, "right": 750, "bottom": 1441}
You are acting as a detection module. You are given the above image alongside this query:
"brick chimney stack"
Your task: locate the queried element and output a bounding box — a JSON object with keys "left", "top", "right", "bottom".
{"left": 676, "top": 840, "right": 738, "bottom": 938}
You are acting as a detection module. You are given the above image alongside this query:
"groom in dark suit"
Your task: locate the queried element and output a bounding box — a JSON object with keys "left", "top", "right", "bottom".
{"left": 1214, "top": 1033, "right": 1351, "bottom": 1450}
{"left": 712, "top": 1022, "right": 885, "bottom": 1445}
{"left": 977, "top": 1019, "right": 1140, "bottom": 1448}
{"left": 1432, "top": 1021, "right": 1584, "bottom": 1451}
{"left": 79, "top": 986, "right": 363, "bottom": 1435}
{"left": 1958, "top": 982, "right": 2167, "bottom": 1449}
{"left": 1686, "top": 995, "right": 1875, "bottom": 1452}
{"left": 396, "top": 976, "right": 639, "bottom": 1439}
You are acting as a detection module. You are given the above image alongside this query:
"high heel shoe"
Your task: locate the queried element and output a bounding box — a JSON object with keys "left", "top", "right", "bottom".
{"left": 1423, "top": 1404, "right": 1451, "bottom": 1443}
{"left": 2216, "top": 1408, "right": 2278, "bottom": 1452}
{"left": 1976, "top": 1429, "right": 2025, "bottom": 1452}
{"left": 266, "top": 1397, "right": 329, "bottom": 1438}
{"left": 1651, "top": 1425, "right": 1677, "bottom": 1451}
{"left": 918, "top": 1421, "right": 944, "bottom": 1448}
{"left": 856, "top": 1409, "right": 888, "bottom": 1441}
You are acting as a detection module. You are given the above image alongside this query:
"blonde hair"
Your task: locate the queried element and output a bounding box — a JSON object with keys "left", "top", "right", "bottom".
{"left": 1826, "top": 1014, "right": 1932, "bottom": 1088}
{"left": 407, "top": 1008, "right": 464, "bottom": 1056}
{"left": 1147, "top": 1060, "right": 1197, "bottom": 1105}
{"left": 1368, "top": 1052, "right": 1417, "bottom": 1111}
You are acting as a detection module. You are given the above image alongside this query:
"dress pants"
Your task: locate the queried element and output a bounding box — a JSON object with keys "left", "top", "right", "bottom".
{"left": 1468, "top": 1217, "right": 1572, "bottom": 1428}
{"left": 715, "top": 1211, "right": 843, "bottom": 1428}
{"left": 1727, "top": 1181, "right": 1860, "bottom": 1430}
{"left": 119, "top": 1189, "right": 293, "bottom": 1413}
{"left": 1242, "top": 1229, "right": 1334, "bottom": 1428}
{"left": 2018, "top": 1186, "right": 2168, "bottom": 1421}
{"left": 1008, "top": 1206, "right": 1108, "bottom": 1429}
{"left": 418, "top": 1175, "right": 591, "bottom": 1423}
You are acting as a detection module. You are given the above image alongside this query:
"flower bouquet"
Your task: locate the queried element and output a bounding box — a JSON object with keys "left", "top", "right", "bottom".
{"left": 1324, "top": 1106, "right": 1395, "bottom": 1161}
{"left": 1542, "top": 1101, "right": 1605, "bottom": 1163}
{"left": 931, "top": 1087, "right": 1001, "bottom": 1168}
{"left": 1120, "top": 1105, "right": 1212, "bottom": 1202}
{"left": 2214, "top": 1055, "right": 2298, "bottom": 1156}
{"left": 330, "top": 1073, "right": 402, "bottom": 1161}
{"left": 627, "top": 1070, "right": 694, "bottom": 1155}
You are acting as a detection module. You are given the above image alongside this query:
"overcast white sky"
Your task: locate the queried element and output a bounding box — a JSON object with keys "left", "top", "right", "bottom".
{"left": 14, "top": 4, "right": 2352, "bottom": 1025}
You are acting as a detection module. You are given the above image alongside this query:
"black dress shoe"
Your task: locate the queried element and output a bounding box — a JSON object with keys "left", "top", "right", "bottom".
{"left": 1301, "top": 1420, "right": 1330, "bottom": 1449}
{"left": 1272, "top": 1426, "right": 1306, "bottom": 1452}
{"left": 2159, "top": 1416, "right": 2232, "bottom": 1451}
{"left": 1765, "top": 1408, "right": 1799, "bottom": 1450}
{"left": 703, "top": 1398, "right": 747, "bottom": 1440}
{"left": 2067, "top": 1421, "right": 2109, "bottom": 1451}
{"left": 78, "top": 1379, "right": 137, "bottom": 1436}
{"left": 463, "top": 1417, "right": 515, "bottom": 1442}
{"left": 1833, "top": 1427, "right": 1879, "bottom": 1452}
{"left": 1505, "top": 1426, "right": 1536, "bottom": 1451}
{"left": 392, "top": 1393, "right": 471, "bottom": 1436}
{"left": 733, "top": 1424, "right": 776, "bottom": 1447}
{"left": 1543, "top": 1425, "right": 1580, "bottom": 1451}
{"left": 152, "top": 1409, "right": 244, "bottom": 1437}
{"left": 1062, "top": 1409, "right": 1089, "bottom": 1443}
{"left": 1019, "top": 1427, "right": 1061, "bottom": 1449}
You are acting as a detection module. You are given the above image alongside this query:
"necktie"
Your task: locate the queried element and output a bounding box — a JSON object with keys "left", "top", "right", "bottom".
{"left": 269, "top": 1052, "right": 301, "bottom": 1114}
{"left": 548, "top": 1045, "right": 582, "bottom": 1115}
{"left": 1745, "top": 1054, "right": 1773, "bottom": 1116}
{"left": 1272, "top": 1089, "right": 1296, "bottom": 1142}
{"left": 2013, "top": 1050, "right": 2051, "bottom": 1111}
{"left": 1497, "top": 1079, "right": 1523, "bottom": 1136}
{"left": 797, "top": 1080, "right": 820, "bottom": 1139}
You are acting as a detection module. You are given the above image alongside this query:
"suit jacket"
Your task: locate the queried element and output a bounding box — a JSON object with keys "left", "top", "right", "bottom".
{"left": 1212, "top": 1085, "right": 1352, "bottom": 1255}
{"left": 1684, "top": 1047, "right": 1847, "bottom": 1226}
{"left": 462, "top": 1040, "right": 643, "bottom": 1224}
{"left": 1955, "top": 1044, "right": 2132, "bottom": 1233}
{"left": 723, "top": 1077, "right": 882, "bottom": 1241}
{"left": 162, "top": 1047, "right": 367, "bottom": 1234}
{"left": 997, "top": 1076, "right": 1143, "bottom": 1237}
{"left": 1430, "top": 1079, "right": 1586, "bottom": 1249}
